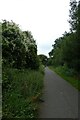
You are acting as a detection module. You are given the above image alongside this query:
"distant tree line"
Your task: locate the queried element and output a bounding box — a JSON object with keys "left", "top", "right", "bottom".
{"left": 38, "top": 54, "right": 48, "bottom": 66}
{"left": 48, "top": 0, "right": 80, "bottom": 74}
{"left": 2, "top": 20, "right": 40, "bottom": 69}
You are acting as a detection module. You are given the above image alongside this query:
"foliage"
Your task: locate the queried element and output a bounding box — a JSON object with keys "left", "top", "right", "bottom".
{"left": 2, "top": 67, "right": 44, "bottom": 118}
{"left": 2, "top": 20, "right": 44, "bottom": 119}
{"left": 69, "top": 0, "right": 77, "bottom": 31}
{"left": 47, "top": 57, "right": 53, "bottom": 66}
{"left": 48, "top": 0, "right": 80, "bottom": 74}
{"left": 38, "top": 54, "right": 48, "bottom": 66}
{"left": 48, "top": 0, "right": 80, "bottom": 93}
{"left": 39, "top": 64, "right": 45, "bottom": 74}
{"left": 49, "top": 66, "right": 80, "bottom": 91}
{"left": 2, "top": 20, "right": 40, "bottom": 69}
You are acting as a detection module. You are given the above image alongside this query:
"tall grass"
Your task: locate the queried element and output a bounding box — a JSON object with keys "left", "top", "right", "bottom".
{"left": 49, "top": 66, "right": 80, "bottom": 91}
{"left": 2, "top": 66, "right": 44, "bottom": 119}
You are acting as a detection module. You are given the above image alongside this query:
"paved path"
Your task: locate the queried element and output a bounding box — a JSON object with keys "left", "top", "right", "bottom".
{"left": 39, "top": 67, "right": 79, "bottom": 118}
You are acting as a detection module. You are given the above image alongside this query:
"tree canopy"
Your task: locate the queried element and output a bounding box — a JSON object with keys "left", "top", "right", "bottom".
{"left": 38, "top": 54, "right": 48, "bottom": 66}
{"left": 2, "top": 20, "right": 40, "bottom": 69}
{"left": 48, "top": 0, "right": 80, "bottom": 74}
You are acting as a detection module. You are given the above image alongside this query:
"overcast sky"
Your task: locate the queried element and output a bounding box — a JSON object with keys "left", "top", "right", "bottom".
{"left": 0, "top": 0, "right": 70, "bottom": 57}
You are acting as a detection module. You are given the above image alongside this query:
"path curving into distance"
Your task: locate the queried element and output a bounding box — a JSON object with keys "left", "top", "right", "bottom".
{"left": 39, "top": 67, "right": 79, "bottom": 118}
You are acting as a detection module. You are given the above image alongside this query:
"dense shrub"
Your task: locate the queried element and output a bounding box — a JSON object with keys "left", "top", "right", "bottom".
{"left": 2, "top": 20, "right": 40, "bottom": 70}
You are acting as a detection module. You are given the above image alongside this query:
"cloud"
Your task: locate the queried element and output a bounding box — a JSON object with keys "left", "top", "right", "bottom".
{"left": 0, "top": 0, "right": 70, "bottom": 57}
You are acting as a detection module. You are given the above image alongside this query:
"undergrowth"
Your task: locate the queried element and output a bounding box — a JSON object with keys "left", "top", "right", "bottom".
{"left": 49, "top": 66, "right": 80, "bottom": 91}
{"left": 2, "top": 66, "right": 44, "bottom": 119}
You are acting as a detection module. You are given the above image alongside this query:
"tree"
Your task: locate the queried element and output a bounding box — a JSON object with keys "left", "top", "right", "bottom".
{"left": 2, "top": 20, "right": 40, "bottom": 69}
{"left": 69, "top": 0, "right": 77, "bottom": 31}
{"left": 2, "top": 20, "right": 26, "bottom": 68}
{"left": 69, "top": 0, "right": 80, "bottom": 72}
{"left": 38, "top": 54, "right": 48, "bottom": 66}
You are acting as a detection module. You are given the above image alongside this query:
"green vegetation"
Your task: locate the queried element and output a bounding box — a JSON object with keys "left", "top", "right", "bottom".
{"left": 2, "top": 66, "right": 44, "bottom": 118}
{"left": 49, "top": 66, "right": 80, "bottom": 91}
{"left": 2, "top": 20, "right": 40, "bottom": 69}
{"left": 2, "top": 0, "right": 80, "bottom": 118}
{"left": 38, "top": 54, "right": 48, "bottom": 66}
{"left": 48, "top": 0, "right": 80, "bottom": 89}
{"left": 2, "top": 20, "right": 45, "bottom": 118}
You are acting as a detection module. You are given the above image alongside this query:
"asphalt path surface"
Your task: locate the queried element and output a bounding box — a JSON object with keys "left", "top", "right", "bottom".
{"left": 39, "top": 67, "right": 79, "bottom": 118}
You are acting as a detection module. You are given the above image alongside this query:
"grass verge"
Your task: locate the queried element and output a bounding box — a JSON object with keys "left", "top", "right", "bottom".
{"left": 49, "top": 66, "right": 80, "bottom": 91}
{"left": 2, "top": 65, "right": 44, "bottom": 119}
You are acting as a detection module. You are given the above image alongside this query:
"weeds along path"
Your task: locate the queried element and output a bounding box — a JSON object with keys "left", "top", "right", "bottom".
{"left": 39, "top": 67, "right": 79, "bottom": 118}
